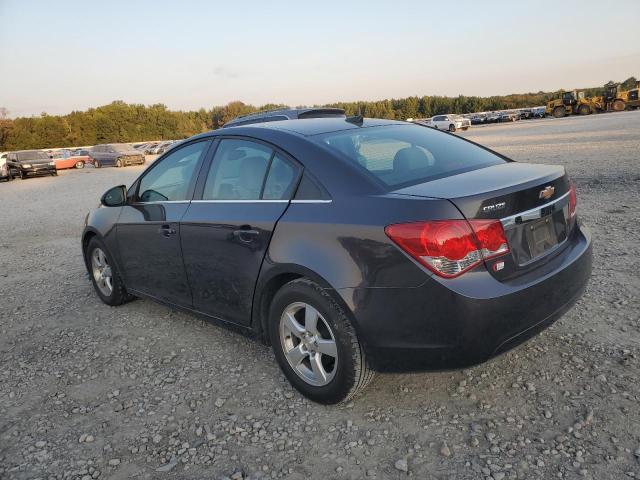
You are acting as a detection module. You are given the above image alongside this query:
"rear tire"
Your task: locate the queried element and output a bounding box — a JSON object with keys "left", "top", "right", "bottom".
{"left": 94, "top": 160, "right": 101, "bottom": 168}
{"left": 116, "top": 159, "right": 123, "bottom": 168}
{"left": 75, "top": 161, "right": 84, "bottom": 169}
{"left": 20, "top": 171, "right": 26, "bottom": 180}
{"left": 269, "top": 278, "right": 374, "bottom": 404}
{"left": 553, "top": 107, "right": 566, "bottom": 118}
{"left": 85, "top": 237, "right": 134, "bottom": 306}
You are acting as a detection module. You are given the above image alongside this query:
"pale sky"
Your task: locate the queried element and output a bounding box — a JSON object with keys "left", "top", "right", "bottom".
{"left": 1, "top": 0, "right": 639, "bottom": 117}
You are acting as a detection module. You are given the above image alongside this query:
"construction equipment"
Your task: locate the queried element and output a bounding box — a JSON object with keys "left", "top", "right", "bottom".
{"left": 599, "top": 81, "right": 640, "bottom": 111}
{"left": 545, "top": 90, "right": 602, "bottom": 118}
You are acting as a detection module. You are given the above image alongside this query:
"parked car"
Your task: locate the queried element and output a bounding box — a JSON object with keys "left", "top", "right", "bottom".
{"left": 483, "top": 112, "right": 498, "bottom": 123}
{"left": 428, "top": 114, "right": 470, "bottom": 132}
{"left": 498, "top": 112, "right": 518, "bottom": 122}
{"left": 470, "top": 115, "right": 485, "bottom": 125}
{"left": 144, "top": 143, "right": 160, "bottom": 154}
{"left": 82, "top": 114, "right": 592, "bottom": 404}
{"left": 91, "top": 144, "right": 145, "bottom": 168}
{"left": 7, "top": 150, "right": 57, "bottom": 179}
{"left": 153, "top": 141, "right": 175, "bottom": 155}
{"left": 50, "top": 148, "right": 92, "bottom": 169}
{"left": 518, "top": 109, "right": 532, "bottom": 120}
{"left": 532, "top": 107, "right": 546, "bottom": 118}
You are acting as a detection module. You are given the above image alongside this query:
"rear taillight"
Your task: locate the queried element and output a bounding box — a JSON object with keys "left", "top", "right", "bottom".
{"left": 568, "top": 182, "right": 577, "bottom": 219}
{"left": 385, "top": 219, "right": 509, "bottom": 278}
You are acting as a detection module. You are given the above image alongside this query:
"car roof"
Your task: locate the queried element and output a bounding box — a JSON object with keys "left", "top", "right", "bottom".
{"left": 215, "top": 117, "right": 404, "bottom": 137}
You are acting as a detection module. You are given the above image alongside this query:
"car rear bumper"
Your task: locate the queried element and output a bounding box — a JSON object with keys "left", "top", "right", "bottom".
{"left": 338, "top": 223, "right": 592, "bottom": 372}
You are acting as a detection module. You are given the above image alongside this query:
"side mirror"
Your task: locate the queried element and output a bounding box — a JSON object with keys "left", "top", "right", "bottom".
{"left": 101, "top": 185, "right": 127, "bottom": 207}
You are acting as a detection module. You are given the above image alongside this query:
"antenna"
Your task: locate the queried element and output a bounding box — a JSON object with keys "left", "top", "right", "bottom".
{"left": 346, "top": 104, "right": 364, "bottom": 126}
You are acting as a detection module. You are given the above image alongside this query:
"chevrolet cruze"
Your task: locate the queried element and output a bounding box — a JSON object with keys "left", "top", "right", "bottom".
{"left": 82, "top": 113, "right": 592, "bottom": 404}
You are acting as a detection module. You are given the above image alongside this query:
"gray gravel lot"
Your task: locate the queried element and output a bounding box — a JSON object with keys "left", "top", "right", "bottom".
{"left": 1, "top": 111, "right": 639, "bottom": 480}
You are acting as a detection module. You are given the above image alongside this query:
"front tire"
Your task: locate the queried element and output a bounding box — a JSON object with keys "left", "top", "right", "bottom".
{"left": 578, "top": 104, "right": 590, "bottom": 115}
{"left": 116, "top": 159, "right": 123, "bottom": 168}
{"left": 553, "top": 106, "right": 566, "bottom": 118}
{"left": 269, "top": 278, "right": 374, "bottom": 404}
{"left": 75, "top": 161, "right": 85, "bottom": 169}
{"left": 449, "top": 124, "right": 456, "bottom": 132}
{"left": 612, "top": 99, "right": 625, "bottom": 111}
{"left": 85, "top": 237, "right": 133, "bottom": 306}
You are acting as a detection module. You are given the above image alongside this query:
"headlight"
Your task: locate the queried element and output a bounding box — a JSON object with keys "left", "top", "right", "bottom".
{"left": 22, "top": 163, "right": 32, "bottom": 168}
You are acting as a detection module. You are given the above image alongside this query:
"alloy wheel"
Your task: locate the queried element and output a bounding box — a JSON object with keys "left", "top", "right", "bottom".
{"left": 91, "top": 247, "right": 113, "bottom": 296}
{"left": 279, "top": 302, "right": 338, "bottom": 386}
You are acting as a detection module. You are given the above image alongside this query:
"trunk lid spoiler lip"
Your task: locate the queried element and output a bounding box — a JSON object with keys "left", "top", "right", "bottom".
{"left": 389, "top": 163, "right": 566, "bottom": 200}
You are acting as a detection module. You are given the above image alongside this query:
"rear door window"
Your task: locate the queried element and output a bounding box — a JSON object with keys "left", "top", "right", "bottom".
{"left": 202, "top": 139, "right": 273, "bottom": 200}
{"left": 316, "top": 124, "right": 506, "bottom": 189}
{"left": 262, "top": 153, "right": 299, "bottom": 200}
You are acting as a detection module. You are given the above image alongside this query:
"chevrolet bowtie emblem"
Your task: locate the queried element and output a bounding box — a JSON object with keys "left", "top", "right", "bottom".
{"left": 539, "top": 186, "right": 555, "bottom": 200}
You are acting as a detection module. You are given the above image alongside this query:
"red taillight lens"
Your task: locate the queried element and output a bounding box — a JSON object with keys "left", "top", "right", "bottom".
{"left": 568, "top": 182, "right": 577, "bottom": 219}
{"left": 385, "top": 220, "right": 509, "bottom": 278}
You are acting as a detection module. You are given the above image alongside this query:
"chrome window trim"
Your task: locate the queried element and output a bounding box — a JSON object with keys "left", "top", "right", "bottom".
{"left": 132, "top": 200, "right": 191, "bottom": 205}
{"left": 500, "top": 191, "right": 570, "bottom": 228}
{"left": 191, "top": 199, "right": 289, "bottom": 204}
{"left": 131, "top": 199, "right": 333, "bottom": 205}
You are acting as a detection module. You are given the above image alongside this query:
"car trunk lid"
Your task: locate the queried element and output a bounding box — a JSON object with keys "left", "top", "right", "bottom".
{"left": 391, "top": 163, "right": 573, "bottom": 280}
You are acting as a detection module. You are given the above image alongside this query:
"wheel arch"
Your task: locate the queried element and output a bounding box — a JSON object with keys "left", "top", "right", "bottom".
{"left": 81, "top": 228, "right": 100, "bottom": 272}
{"left": 252, "top": 263, "right": 355, "bottom": 345}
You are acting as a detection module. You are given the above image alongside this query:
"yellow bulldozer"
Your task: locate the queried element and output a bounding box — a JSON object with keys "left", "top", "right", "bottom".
{"left": 596, "top": 81, "right": 640, "bottom": 111}
{"left": 545, "top": 90, "right": 603, "bottom": 118}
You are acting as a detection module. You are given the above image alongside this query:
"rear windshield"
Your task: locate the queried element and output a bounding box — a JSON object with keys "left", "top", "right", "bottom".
{"left": 17, "top": 151, "right": 50, "bottom": 161}
{"left": 316, "top": 124, "right": 506, "bottom": 189}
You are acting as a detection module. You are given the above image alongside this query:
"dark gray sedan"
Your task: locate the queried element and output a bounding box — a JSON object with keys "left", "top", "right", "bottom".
{"left": 82, "top": 116, "right": 592, "bottom": 404}
{"left": 91, "top": 144, "right": 145, "bottom": 168}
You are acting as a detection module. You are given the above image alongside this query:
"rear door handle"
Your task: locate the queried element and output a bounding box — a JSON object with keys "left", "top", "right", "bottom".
{"left": 158, "top": 224, "right": 177, "bottom": 237}
{"left": 233, "top": 229, "right": 260, "bottom": 242}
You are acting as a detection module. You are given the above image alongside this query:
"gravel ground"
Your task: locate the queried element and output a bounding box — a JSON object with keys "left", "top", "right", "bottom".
{"left": 1, "top": 111, "right": 639, "bottom": 480}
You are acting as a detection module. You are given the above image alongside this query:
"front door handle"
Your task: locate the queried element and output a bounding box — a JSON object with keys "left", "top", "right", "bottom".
{"left": 158, "top": 224, "right": 177, "bottom": 237}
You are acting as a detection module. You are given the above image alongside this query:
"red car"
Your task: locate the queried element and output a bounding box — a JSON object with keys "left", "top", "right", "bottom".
{"left": 49, "top": 149, "right": 92, "bottom": 169}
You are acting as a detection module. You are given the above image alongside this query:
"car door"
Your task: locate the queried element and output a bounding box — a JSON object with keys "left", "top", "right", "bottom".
{"left": 104, "top": 145, "right": 118, "bottom": 166}
{"left": 92, "top": 146, "right": 105, "bottom": 165}
{"left": 180, "top": 137, "right": 301, "bottom": 325}
{"left": 115, "top": 139, "right": 211, "bottom": 306}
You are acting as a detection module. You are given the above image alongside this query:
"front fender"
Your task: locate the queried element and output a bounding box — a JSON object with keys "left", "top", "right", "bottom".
{"left": 82, "top": 206, "right": 123, "bottom": 272}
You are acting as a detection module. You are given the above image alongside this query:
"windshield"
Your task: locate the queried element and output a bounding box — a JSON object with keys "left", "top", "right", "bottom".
{"left": 111, "top": 144, "right": 134, "bottom": 152}
{"left": 315, "top": 124, "right": 506, "bottom": 189}
{"left": 16, "top": 151, "right": 51, "bottom": 162}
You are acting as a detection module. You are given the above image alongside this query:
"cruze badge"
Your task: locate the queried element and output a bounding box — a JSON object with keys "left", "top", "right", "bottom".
{"left": 539, "top": 186, "right": 555, "bottom": 200}
{"left": 482, "top": 201, "right": 506, "bottom": 213}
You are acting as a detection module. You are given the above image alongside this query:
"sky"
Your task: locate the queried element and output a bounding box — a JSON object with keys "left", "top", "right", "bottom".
{"left": 1, "top": 0, "right": 639, "bottom": 118}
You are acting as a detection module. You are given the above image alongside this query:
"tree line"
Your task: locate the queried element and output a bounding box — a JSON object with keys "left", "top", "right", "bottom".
{"left": 0, "top": 76, "right": 636, "bottom": 151}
